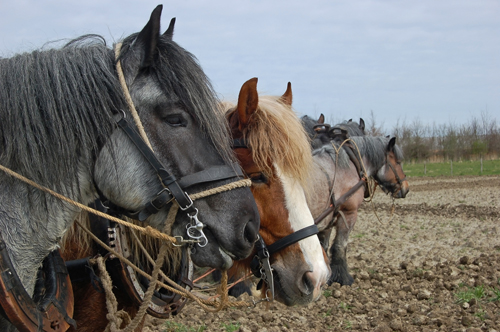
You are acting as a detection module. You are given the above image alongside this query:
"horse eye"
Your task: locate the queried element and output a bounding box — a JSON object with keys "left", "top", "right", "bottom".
{"left": 164, "top": 114, "right": 186, "bottom": 127}
{"left": 249, "top": 173, "right": 268, "bottom": 184}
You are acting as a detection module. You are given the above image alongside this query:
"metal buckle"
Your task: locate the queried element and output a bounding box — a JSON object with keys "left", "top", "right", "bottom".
{"left": 178, "top": 193, "right": 194, "bottom": 211}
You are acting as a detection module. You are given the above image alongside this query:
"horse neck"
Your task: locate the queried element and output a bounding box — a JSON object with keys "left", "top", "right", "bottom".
{"left": 308, "top": 145, "right": 366, "bottom": 216}
{"left": 0, "top": 159, "right": 96, "bottom": 295}
{"left": 349, "top": 136, "right": 387, "bottom": 178}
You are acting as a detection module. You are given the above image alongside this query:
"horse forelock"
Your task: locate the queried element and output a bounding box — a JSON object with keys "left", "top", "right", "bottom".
{"left": 0, "top": 36, "right": 122, "bottom": 192}
{"left": 119, "top": 34, "right": 234, "bottom": 165}
{"left": 242, "top": 96, "right": 313, "bottom": 187}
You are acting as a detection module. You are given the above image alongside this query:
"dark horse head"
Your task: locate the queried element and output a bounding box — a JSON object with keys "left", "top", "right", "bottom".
{"left": 0, "top": 5, "right": 259, "bottom": 302}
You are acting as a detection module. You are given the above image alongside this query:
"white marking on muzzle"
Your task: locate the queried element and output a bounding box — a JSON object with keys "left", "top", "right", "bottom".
{"left": 275, "top": 164, "right": 330, "bottom": 297}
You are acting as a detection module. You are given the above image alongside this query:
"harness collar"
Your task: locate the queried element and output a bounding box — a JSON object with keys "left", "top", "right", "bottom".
{"left": 0, "top": 233, "right": 76, "bottom": 331}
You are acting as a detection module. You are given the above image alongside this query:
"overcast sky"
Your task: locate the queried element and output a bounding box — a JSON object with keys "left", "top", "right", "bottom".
{"left": 1, "top": 0, "right": 499, "bottom": 132}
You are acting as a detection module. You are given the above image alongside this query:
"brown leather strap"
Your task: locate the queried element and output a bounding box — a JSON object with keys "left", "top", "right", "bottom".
{"left": 0, "top": 240, "right": 75, "bottom": 332}
{"left": 314, "top": 178, "right": 366, "bottom": 227}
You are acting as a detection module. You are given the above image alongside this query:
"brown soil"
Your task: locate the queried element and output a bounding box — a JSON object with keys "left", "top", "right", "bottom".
{"left": 145, "top": 175, "right": 500, "bottom": 332}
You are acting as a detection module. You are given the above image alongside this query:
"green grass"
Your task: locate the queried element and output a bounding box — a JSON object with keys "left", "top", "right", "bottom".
{"left": 352, "top": 232, "right": 366, "bottom": 239}
{"left": 403, "top": 159, "right": 500, "bottom": 177}
{"left": 338, "top": 302, "right": 352, "bottom": 311}
{"left": 220, "top": 321, "right": 240, "bottom": 332}
{"left": 323, "top": 289, "right": 333, "bottom": 298}
{"left": 343, "top": 320, "right": 353, "bottom": 329}
{"left": 322, "top": 308, "right": 333, "bottom": 317}
{"left": 455, "top": 285, "right": 487, "bottom": 304}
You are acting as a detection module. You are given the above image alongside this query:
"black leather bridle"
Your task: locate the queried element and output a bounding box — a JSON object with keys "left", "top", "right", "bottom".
{"left": 232, "top": 138, "right": 319, "bottom": 300}
{"left": 96, "top": 112, "right": 245, "bottom": 224}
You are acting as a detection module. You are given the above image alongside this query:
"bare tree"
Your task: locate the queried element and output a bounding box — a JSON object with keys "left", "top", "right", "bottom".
{"left": 366, "top": 110, "right": 385, "bottom": 136}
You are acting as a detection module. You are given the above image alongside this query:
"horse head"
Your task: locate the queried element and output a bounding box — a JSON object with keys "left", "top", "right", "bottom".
{"left": 225, "top": 78, "right": 330, "bottom": 306}
{"left": 373, "top": 137, "right": 410, "bottom": 198}
{"left": 90, "top": 6, "right": 260, "bottom": 270}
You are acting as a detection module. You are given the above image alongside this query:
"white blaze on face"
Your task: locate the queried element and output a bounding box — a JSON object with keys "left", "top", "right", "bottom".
{"left": 275, "top": 164, "right": 330, "bottom": 297}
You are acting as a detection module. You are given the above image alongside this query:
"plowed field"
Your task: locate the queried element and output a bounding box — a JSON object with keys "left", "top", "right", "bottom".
{"left": 146, "top": 175, "right": 500, "bottom": 332}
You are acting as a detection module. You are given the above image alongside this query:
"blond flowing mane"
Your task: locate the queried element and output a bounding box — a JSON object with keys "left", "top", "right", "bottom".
{"left": 225, "top": 96, "right": 313, "bottom": 187}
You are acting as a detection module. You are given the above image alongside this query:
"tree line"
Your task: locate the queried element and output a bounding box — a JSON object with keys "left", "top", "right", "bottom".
{"left": 325, "top": 111, "right": 499, "bottom": 163}
{"left": 385, "top": 112, "right": 498, "bottom": 163}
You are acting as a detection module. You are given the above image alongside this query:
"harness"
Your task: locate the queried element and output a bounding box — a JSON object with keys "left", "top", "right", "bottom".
{"left": 311, "top": 125, "right": 406, "bottom": 230}
{"left": 376, "top": 153, "right": 407, "bottom": 196}
{"left": 312, "top": 127, "right": 368, "bottom": 230}
{"left": 0, "top": 232, "right": 76, "bottom": 332}
{"left": 233, "top": 138, "right": 319, "bottom": 301}
{"left": 66, "top": 200, "right": 192, "bottom": 318}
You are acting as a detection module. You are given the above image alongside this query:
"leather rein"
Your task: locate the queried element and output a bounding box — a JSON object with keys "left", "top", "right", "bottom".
{"left": 232, "top": 138, "right": 319, "bottom": 301}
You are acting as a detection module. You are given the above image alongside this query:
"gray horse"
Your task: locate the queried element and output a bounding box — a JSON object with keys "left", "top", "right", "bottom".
{"left": 303, "top": 115, "right": 409, "bottom": 285}
{"left": 0, "top": 6, "right": 259, "bottom": 331}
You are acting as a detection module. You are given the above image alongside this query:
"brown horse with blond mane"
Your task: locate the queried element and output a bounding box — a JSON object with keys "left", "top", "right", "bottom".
{"left": 224, "top": 78, "right": 330, "bottom": 306}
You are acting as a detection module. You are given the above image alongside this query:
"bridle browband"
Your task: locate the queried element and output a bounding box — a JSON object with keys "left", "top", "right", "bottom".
{"left": 232, "top": 138, "right": 319, "bottom": 301}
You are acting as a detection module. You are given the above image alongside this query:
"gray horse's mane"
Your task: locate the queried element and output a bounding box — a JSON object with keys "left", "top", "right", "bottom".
{"left": 300, "top": 115, "right": 319, "bottom": 140}
{"left": 312, "top": 136, "right": 404, "bottom": 170}
{"left": 332, "top": 120, "right": 365, "bottom": 136}
{"left": 0, "top": 37, "right": 120, "bottom": 191}
{"left": 0, "top": 34, "right": 231, "bottom": 192}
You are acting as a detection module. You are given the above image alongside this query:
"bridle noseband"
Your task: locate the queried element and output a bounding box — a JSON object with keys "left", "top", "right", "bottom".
{"left": 233, "top": 138, "right": 319, "bottom": 301}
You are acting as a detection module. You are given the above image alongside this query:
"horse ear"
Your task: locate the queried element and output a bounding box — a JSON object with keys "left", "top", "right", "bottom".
{"left": 280, "top": 82, "right": 293, "bottom": 106}
{"left": 163, "top": 17, "right": 176, "bottom": 40}
{"left": 318, "top": 114, "right": 325, "bottom": 124}
{"left": 359, "top": 118, "right": 365, "bottom": 131}
{"left": 387, "top": 137, "right": 396, "bottom": 151}
{"left": 236, "top": 78, "right": 259, "bottom": 131}
{"left": 135, "top": 5, "right": 163, "bottom": 69}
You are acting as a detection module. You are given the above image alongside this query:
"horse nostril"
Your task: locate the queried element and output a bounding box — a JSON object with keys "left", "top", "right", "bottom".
{"left": 243, "top": 217, "right": 258, "bottom": 244}
{"left": 298, "top": 271, "right": 315, "bottom": 296}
